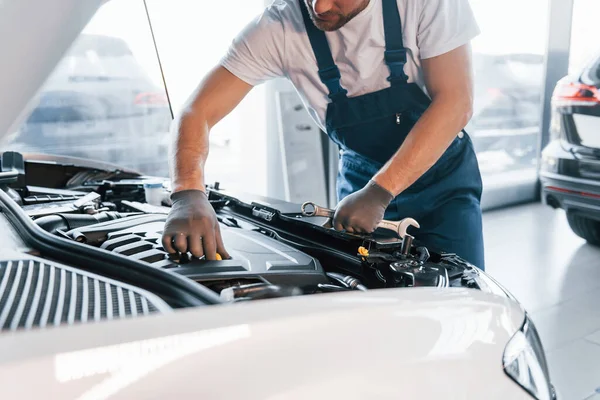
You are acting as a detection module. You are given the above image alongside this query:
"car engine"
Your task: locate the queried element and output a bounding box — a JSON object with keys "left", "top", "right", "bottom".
{"left": 2, "top": 152, "right": 506, "bottom": 306}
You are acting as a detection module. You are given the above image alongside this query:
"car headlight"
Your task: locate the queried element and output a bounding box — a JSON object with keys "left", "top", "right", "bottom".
{"left": 541, "top": 153, "right": 558, "bottom": 173}
{"left": 549, "top": 108, "right": 562, "bottom": 141}
{"left": 503, "top": 314, "right": 555, "bottom": 400}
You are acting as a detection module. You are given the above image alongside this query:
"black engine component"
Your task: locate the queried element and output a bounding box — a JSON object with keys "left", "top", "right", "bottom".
{"left": 8, "top": 164, "right": 483, "bottom": 301}
{"left": 63, "top": 214, "right": 329, "bottom": 289}
{"left": 65, "top": 214, "right": 167, "bottom": 245}
{"left": 0, "top": 151, "right": 26, "bottom": 187}
{"left": 22, "top": 191, "right": 103, "bottom": 218}
{"left": 35, "top": 211, "right": 126, "bottom": 234}
{"left": 389, "top": 259, "right": 450, "bottom": 287}
{"left": 62, "top": 205, "right": 469, "bottom": 295}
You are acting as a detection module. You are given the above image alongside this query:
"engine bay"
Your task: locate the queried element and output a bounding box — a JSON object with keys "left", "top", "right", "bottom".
{"left": 1, "top": 152, "right": 503, "bottom": 304}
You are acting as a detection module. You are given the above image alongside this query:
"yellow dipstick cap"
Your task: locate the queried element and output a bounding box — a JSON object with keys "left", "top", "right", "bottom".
{"left": 358, "top": 246, "right": 369, "bottom": 256}
{"left": 215, "top": 253, "right": 222, "bottom": 261}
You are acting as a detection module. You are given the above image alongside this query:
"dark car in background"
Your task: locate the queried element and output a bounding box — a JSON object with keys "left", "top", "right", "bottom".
{"left": 540, "top": 50, "right": 600, "bottom": 245}
{"left": 4, "top": 34, "right": 173, "bottom": 177}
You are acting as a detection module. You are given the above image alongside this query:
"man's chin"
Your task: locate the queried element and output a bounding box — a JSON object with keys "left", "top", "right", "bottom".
{"left": 312, "top": 19, "right": 346, "bottom": 31}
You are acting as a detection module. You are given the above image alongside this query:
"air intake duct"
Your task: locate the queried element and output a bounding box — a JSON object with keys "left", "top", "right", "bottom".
{"left": 35, "top": 212, "right": 128, "bottom": 234}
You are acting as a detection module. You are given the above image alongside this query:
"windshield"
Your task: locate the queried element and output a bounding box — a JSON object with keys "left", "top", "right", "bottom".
{"left": 1, "top": 0, "right": 267, "bottom": 195}
{"left": 2, "top": 0, "right": 173, "bottom": 177}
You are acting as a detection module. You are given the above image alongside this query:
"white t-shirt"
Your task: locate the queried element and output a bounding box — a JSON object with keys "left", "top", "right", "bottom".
{"left": 220, "top": 0, "right": 480, "bottom": 132}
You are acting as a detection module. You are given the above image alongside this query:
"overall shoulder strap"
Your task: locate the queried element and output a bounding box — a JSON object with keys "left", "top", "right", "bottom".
{"left": 298, "top": 0, "right": 347, "bottom": 100}
{"left": 382, "top": 0, "right": 409, "bottom": 85}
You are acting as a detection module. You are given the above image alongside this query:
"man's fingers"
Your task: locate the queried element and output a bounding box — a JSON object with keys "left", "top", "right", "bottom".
{"left": 188, "top": 234, "right": 204, "bottom": 258}
{"left": 354, "top": 226, "right": 366, "bottom": 235}
{"left": 333, "top": 219, "right": 345, "bottom": 231}
{"left": 203, "top": 233, "right": 218, "bottom": 261}
{"left": 332, "top": 211, "right": 346, "bottom": 232}
{"left": 352, "top": 220, "right": 368, "bottom": 234}
{"left": 215, "top": 228, "right": 231, "bottom": 259}
{"left": 162, "top": 234, "right": 176, "bottom": 254}
{"left": 173, "top": 233, "right": 188, "bottom": 253}
{"left": 341, "top": 216, "right": 358, "bottom": 233}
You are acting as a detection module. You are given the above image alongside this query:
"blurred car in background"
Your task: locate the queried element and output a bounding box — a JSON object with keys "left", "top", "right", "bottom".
{"left": 540, "top": 50, "right": 600, "bottom": 245}
{"left": 4, "top": 34, "right": 173, "bottom": 177}
{"left": 467, "top": 53, "right": 544, "bottom": 174}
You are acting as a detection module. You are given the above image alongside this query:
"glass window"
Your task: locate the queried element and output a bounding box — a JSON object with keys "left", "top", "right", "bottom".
{"left": 466, "top": 0, "right": 548, "bottom": 208}
{"left": 569, "top": 0, "right": 600, "bottom": 76}
{"left": 3, "top": 0, "right": 173, "bottom": 178}
{"left": 146, "top": 0, "right": 268, "bottom": 195}
{"left": 2, "top": 0, "right": 268, "bottom": 197}
{"left": 569, "top": 0, "right": 600, "bottom": 75}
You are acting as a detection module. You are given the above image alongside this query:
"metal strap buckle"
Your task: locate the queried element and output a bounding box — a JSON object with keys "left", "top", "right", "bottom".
{"left": 384, "top": 49, "right": 407, "bottom": 65}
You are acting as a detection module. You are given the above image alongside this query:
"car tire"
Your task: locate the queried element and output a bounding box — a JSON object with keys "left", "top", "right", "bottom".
{"left": 566, "top": 211, "right": 600, "bottom": 246}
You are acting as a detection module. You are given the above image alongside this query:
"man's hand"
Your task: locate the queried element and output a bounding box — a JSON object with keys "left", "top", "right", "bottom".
{"left": 333, "top": 180, "right": 394, "bottom": 234}
{"left": 161, "top": 190, "right": 230, "bottom": 260}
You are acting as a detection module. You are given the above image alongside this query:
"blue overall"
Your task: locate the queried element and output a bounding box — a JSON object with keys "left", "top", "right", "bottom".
{"left": 299, "top": 0, "right": 485, "bottom": 269}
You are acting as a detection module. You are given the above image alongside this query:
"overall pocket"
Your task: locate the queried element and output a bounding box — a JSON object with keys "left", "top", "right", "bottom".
{"left": 336, "top": 150, "right": 382, "bottom": 201}
{"left": 332, "top": 113, "right": 413, "bottom": 166}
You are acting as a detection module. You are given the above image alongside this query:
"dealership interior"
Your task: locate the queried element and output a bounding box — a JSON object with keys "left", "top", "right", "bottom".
{"left": 2, "top": 0, "right": 600, "bottom": 398}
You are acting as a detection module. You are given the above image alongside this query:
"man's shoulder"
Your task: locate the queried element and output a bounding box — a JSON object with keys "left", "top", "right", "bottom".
{"left": 263, "top": 0, "right": 303, "bottom": 26}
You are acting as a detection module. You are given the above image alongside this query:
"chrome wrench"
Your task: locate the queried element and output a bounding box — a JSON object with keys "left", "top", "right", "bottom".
{"left": 300, "top": 201, "right": 420, "bottom": 239}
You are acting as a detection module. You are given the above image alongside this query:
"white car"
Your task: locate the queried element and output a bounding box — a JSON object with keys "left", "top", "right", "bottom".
{"left": 0, "top": 0, "right": 555, "bottom": 399}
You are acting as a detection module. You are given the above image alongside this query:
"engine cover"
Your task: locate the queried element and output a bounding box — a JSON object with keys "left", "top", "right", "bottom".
{"left": 92, "top": 218, "right": 328, "bottom": 288}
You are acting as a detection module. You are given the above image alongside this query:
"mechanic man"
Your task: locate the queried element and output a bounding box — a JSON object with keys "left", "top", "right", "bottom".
{"left": 162, "top": 0, "right": 486, "bottom": 269}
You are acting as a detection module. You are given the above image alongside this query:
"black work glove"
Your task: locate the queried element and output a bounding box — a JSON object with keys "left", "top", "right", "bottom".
{"left": 161, "top": 190, "right": 230, "bottom": 260}
{"left": 333, "top": 180, "right": 394, "bottom": 234}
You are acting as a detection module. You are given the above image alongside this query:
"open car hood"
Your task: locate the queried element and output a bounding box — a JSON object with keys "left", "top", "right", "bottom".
{"left": 0, "top": 0, "right": 104, "bottom": 143}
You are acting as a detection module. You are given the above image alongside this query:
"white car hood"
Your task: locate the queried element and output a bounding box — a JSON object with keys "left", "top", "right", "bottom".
{"left": 0, "top": 287, "right": 528, "bottom": 399}
{"left": 0, "top": 0, "right": 104, "bottom": 142}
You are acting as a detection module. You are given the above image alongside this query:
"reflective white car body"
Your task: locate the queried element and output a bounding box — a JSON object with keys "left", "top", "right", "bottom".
{"left": 0, "top": 288, "right": 530, "bottom": 399}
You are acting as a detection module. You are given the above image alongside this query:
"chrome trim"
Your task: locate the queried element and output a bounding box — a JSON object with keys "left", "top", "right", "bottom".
{"left": 53, "top": 268, "right": 66, "bottom": 326}
{"left": 540, "top": 171, "right": 600, "bottom": 188}
{"left": 9, "top": 261, "right": 33, "bottom": 330}
{"left": 26, "top": 260, "right": 44, "bottom": 329}
{"left": 81, "top": 274, "right": 88, "bottom": 323}
{"left": 93, "top": 279, "right": 101, "bottom": 322}
{"left": 128, "top": 290, "right": 137, "bottom": 317}
{"left": 39, "top": 264, "right": 55, "bottom": 328}
{"left": 563, "top": 199, "right": 600, "bottom": 212}
{"left": 67, "top": 272, "right": 77, "bottom": 325}
{"left": 0, "top": 261, "right": 22, "bottom": 328}
{"left": 105, "top": 282, "right": 113, "bottom": 320}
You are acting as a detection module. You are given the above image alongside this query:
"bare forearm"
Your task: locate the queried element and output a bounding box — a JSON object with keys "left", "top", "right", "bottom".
{"left": 167, "top": 66, "right": 253, "bottom": 194}
{"left": 373, "top": 95, "right": 472, "bottom": 196}
{"left": 170, "top": 110, "right": 211, "bottom": 193}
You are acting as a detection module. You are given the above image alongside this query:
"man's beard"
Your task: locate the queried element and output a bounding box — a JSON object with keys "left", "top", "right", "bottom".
{"left": 305, "top": 0, "right": 370, "bottom": 32}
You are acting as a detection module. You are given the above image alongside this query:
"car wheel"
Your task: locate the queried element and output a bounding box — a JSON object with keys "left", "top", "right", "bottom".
{"left": 566, "top": 211, "right": 600, "bottom": 246}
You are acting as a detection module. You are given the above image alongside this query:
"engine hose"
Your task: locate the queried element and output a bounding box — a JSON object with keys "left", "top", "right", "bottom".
{"left": 35, "top": 211, "right": 125, "bottom": 234}
{"left": 66, "top": 213, "right": 165, "bottom": 245}
{"left": 326, "top": 272, "right": 368, "bottom": 291}
{"left": 317, "top": 284, "right": 350, "bottom": 293}
{"left": 220, "top": 283, "right": 302, "bottom": 302}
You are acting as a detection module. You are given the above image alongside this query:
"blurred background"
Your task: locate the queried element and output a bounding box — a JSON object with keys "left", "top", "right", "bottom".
{"left": 2, "top": 0, "right": 598, "bottom": 209}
